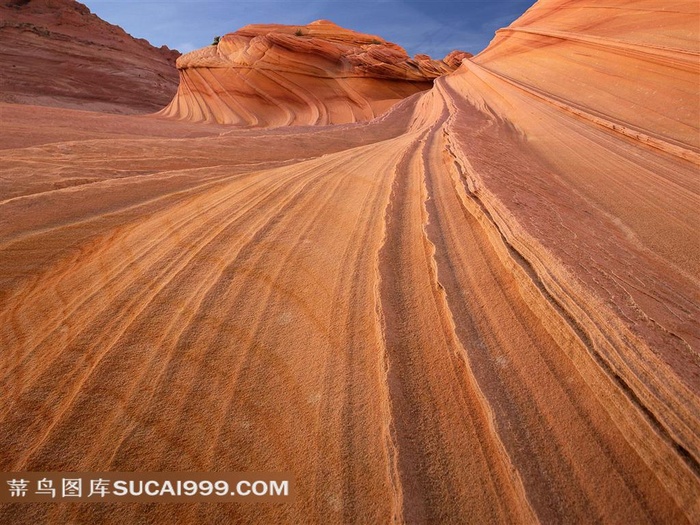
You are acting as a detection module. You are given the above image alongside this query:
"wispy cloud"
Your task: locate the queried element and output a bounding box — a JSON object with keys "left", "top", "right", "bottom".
{"left": 174, "top": 42, "right": 196, "bottom": 54}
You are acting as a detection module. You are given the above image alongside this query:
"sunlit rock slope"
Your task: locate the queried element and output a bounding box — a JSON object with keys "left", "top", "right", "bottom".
{"left": 158, "top": 20, "right": 471, "bottom": 126}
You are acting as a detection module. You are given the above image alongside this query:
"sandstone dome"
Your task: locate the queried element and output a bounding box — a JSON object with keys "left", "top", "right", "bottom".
{"left": 158, "top": 20, "right": 471, "bottom": 126}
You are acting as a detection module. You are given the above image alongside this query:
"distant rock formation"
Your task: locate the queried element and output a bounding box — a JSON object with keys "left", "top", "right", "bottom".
{"left": 0, "top": 0, "right": 180, "bottom": 113}
{"left": 158, "top": 20, "right": 471, "bottom": 126}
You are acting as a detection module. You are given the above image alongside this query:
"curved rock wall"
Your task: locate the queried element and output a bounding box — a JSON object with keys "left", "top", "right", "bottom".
{"left": 0, "top": 1, "right": 698, "bottom": 524}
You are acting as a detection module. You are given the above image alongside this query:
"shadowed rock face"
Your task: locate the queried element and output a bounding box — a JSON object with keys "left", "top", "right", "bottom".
{"left": 0, "top": 0, "right": 180, "bottom": 113}
{"left": 158, "top": 20, "right": 471, "bottom": 126}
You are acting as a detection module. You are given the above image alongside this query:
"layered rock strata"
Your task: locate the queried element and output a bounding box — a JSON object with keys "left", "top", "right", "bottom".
{"left": 0, "top": 1, "right": 698, "bottom": 523}
{"left": 0, "top": 0, "right": 179, "bottom": 113}
{"left": 158, "top": 20, "right": 471, "bottom": 126}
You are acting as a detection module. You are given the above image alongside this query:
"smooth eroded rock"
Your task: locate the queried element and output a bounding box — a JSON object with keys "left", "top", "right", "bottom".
{"left": 158, "top": 20, "right": 471, "bottom": 126}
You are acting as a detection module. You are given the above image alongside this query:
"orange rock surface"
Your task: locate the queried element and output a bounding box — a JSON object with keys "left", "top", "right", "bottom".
{"left": 158, "top": 20, "right": 471, "bottom": 126}
{"left": 0, "top": 0, "right": 698, "bottom": 523}
{"left": 0, "top": 0, "right": 179, "bottom": 113}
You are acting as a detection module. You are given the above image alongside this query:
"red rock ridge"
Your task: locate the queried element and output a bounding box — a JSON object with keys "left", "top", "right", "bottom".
{"left": 0, "top": 0, "right": 180, "bottom": 113}
{"left": 158, "top": 20, "right": 471, "bottom": 126}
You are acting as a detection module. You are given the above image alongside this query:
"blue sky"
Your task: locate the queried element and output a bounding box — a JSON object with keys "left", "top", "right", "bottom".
{"left": 80, "top": 0, "right": 535, "bottom": 58}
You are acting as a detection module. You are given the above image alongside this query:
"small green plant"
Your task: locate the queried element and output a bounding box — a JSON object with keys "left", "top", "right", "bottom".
{"left": 295, "top": 29, "right": 303, "bottom": 37}
{"left": 212, "top": 36, "right": 221, "bottom": 46}
{"left": 371, "top": 39, "right": 381, "bottom": 45}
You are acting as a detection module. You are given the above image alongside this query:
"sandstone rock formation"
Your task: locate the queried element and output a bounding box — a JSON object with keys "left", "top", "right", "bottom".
{"left": 472, "top": 0, "right": 699, "bottom": 157}
{"left": 0, "top": 0, "right": 180, "bottom": 113}
{"left": 0, "top": 0, "right": 698, "bottom": 524}
{"left": 158, "top": 20, "right": 471, "bottom": 126}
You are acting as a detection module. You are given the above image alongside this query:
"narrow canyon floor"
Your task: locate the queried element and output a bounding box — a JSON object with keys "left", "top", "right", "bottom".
{"left": 0, "top": 77, "right": 698, "bottom": 523}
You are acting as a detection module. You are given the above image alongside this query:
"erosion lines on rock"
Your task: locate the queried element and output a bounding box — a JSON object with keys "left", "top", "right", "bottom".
{"left": 1, "top": 1, "right": 698, "bottom": 523}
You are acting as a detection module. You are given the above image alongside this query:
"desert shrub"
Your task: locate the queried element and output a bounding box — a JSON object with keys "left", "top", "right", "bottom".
{"left": 295, "top": 29, "right": 303, "bottom": 37}
{"left": 212, "top": 36, "right": 221, "bottom": 46}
